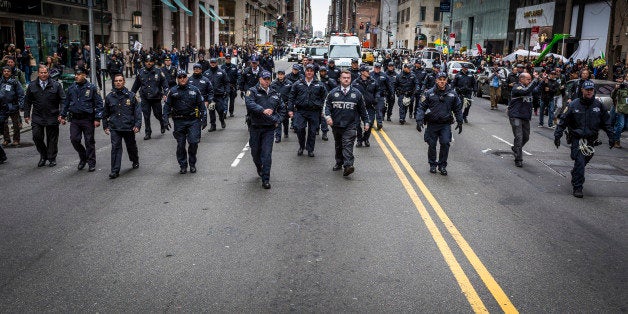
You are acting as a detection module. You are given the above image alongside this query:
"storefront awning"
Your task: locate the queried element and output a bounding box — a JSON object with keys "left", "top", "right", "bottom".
{"left": 208, "top": 6, "right": 225, "bottom": 24}
{"left": 199, "top": 4, "right": 215, "bottom": 21}
{"left": 160, "top": 0, "right": 178, "bottom": 12}
{"left": 172, "top": 0, "right": 193, "bottom": 16}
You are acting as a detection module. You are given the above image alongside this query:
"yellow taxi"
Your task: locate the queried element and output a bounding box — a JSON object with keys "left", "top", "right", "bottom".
{"left": 362, "top": 49, "right": 374, "bottom": 65}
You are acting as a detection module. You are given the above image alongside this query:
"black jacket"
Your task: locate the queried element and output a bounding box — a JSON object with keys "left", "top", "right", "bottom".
{"left": 103, "top": 87, "right": 142, "bottom": 131}
{"left": 351, "top": 76, "right": 380, "bottom": 109}
{"left": 0, "top": 77, "right": 25, "bottom": 114}
{"left": 270, "top": 78, "right": 293, "bottom": 105}
{"left": 23, "top": 79, "right": 65, "bottom": 125}
{"left": 539, "top": 78, "right": 559, "bottom": 101}
{"left": 245, "top": 84, "right": 285, "bottom": 127}
{"left": 371, "top": 71, "right": 394, "bottom": 98}
{"left": 507, "top": 80, "right": 540, "bottom": 120}
{"left": 202, "top": 66, "right": 229, "bottom": 96}
{"left": 238, "top": 66, "right": 262, "bottom": 91}
{"left": 415, "top": 86, "right": 463, "bottom": 124}
{"left": 188, "top": 73, "right": 215, "bottom": 104}
{"left": 61, "top": 81, "right": 104, "bottom": 120}
{"left": 288, "top": 78, "right": 327, "bottom": 112}
{"left": 323, "top": 85, "right": 369, "bottom": 128}
{"left": 452, "top": 71, "right": 476, "bottom": 98}
{"left": 161, "top": 65, "right": 178, "bottom": 88}
{"left": 163, "top": 83, "right": 206, "bottom": 124}
{"left": 395, "top": 71, "right": 417, "bottom": 96}
{"left": 554, "top": 97, "right": 613, "bottom": 142}
{"left": 131, "top": 66, "right": 168, "bottom": 100}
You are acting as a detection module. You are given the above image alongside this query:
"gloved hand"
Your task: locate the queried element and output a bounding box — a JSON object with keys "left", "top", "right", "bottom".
{"left": 416, "top": 122, "right": 422, "bottom": 132}
{"left": 554, "top": 138, "right": 561, "bottom": 148}
{"left": 455, "top": 122, "right": 463, "bottom": 134}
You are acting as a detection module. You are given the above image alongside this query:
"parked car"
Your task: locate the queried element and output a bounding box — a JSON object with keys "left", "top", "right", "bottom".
{"left": 415, "top": 48, "right": 443, "bottom": 69}
{"left": 446, "top": 61, "right": 477, "bottom": 81}
{"left": 306, "top": 46, "right": 329, "bottom": 65}
{"left": 565, "top": 79, "right": 616, "bottom": 111}
{"left": 288, "top": 47, "right": 305, "bottom": 62}
{"left": 476, "top": 67, "right": 511, "bottom": 103}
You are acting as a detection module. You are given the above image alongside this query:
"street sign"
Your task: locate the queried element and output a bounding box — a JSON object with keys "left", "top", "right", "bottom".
{"left": 263, "top": 21, "right": 277, "bottom": 27}
{"left": 440, "top": 0, "right": 451, "bottom": 13}
{"left": 449, "top": 33, "right": 455, "bottom": 47}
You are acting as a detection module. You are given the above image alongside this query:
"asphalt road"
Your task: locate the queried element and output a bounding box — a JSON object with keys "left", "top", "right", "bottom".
{"left": 0, "top": 59, "right": 626, "bottom": 312}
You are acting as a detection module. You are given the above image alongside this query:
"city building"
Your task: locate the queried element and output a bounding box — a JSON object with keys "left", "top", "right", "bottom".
{"left": 378, "top": 0, "right": 398, "bottom": 48}
{"left": 395, "top": 0, "right": 442, "bottom": 50}
{"left": 355, "top": 0, "right": 380, "bottom": 48}
{"left": 449, "top": 0, "right": 509, "bottom": 54}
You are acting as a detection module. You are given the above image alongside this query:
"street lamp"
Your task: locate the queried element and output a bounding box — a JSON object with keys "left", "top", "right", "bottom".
{"left": 132, "top": 11, "right": 142, "bottom": 28}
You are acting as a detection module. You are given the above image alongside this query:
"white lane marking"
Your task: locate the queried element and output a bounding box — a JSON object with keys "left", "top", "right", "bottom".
{"left": 482, "top": 148, "right": 492, "bottom": 153}
{"left": 231, "top": 142, "right": 250, "bottom": 167}
{"left": 52, "top": 144, "right": 112, "bottom": 174}
{"left": 492, "top": 135, "right": 532, "bottom": 155}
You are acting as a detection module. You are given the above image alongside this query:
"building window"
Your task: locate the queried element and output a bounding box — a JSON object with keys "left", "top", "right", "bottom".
{"left": 406, "top": 8, "right": 410, "bottom": 22}
{"left": 420, "top": 7, "right": 426, "bottom": 22}
{"left": 398, "top": 11, "right": 402, "bottom": 23}
{"left": 434, "top": 7, "right": 441, "bottom": 21}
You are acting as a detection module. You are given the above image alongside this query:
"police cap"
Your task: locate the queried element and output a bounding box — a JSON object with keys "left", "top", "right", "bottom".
{"left": 403, "top": 63, "right": 412, "bottom": 68}
{"left": 192, "top": 63, "right": 202, "bottom": 69}
{"left": 164, "top": 56, "right": 171, "bottom": 61}
{"left": 225, "top": 54, "right": 231, "bottom": 58}
{"left": 292, "top": 64, "right": 301, "bottom": 70}
{"left": 359, "top": 65, "right": 369, "bottom": 72}
{"left": 319, "top": 66, "right": 328, "bottom": 72}
{"left": 582, "top": 80, "right": 595, "bottom": 90}
{"left": 387, "top": 62, "right": 395, "bottom": 67}
{"left": 209, "top": 58, "right": 218, "bottom": 63}
{"left": 328, "top": 59, "right": 335, "bottom": 64}
{"left": 436, "top": 72, "right": 448, "bottom": 79}
{"left": 277, "top": 70, "right": 285, "bottom": 74}
{"left": 351, "top": 58, "right": 359, "bottom": 63}
{"left": 373, "top": 62, "right": 382, "bottom": 68}
{"left": 261, "top": 71, "right": 272, "bottom": 79}
{"left": 144, "top": 55, "right": 154, "bottom": 62}
{"left": 176, "top": 70, "right": 188, "bottom": 78}
{"left": 305, "top": 64, "right": 315, "bottom": 70}
{"left": 74, "top": 66, "right": 86, "bottom": 75}
{"left": 250, "top": 55, "right": 259, "bottom": 63}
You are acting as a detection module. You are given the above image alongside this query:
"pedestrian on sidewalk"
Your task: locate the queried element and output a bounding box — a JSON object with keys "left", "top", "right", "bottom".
{"left": 0, "top": 65, "right": 25, "bottom": 163}
{"left": 23, "top": 65, "right": 65, "bottom": 167}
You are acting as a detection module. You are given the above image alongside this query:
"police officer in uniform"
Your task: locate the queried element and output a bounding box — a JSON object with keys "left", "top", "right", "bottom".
{"left": 326, "top": 59, "right": 341, "bottom": 82}
{"left": 103, "top": 74, "right": 141, "bottom": 179}
{"left": 384, "top": 62, "right": 397, "bottom": 121}
{"left": 288, "top": 64, "right": 327, "bottom": 157}
{"left": 394, "top": 64, "right": 417, "bottom": 124}
{"left": 349, "top": 58, "right": 360, "bottom": 81}
{"left": 106, "top": 54, "right": 124, "bottom": 88}
{"left": 245, "top": 70, "right": 286, "bottom": 189}
{"left": 451, "top": 63, "right": 477, "bottom": 123}
{"left": 163, "top": 70, "right": 207, "bottom": 174}
{"left": 161, "top": 56, "right": 178, "bottom": 88}
{"left": 131, "top": 55, "right": 169, "bottom": 140}
{"left": 411, "top": 59, "right": 428, "bottom": 118}
{"left": 238, "top": 55, "right": 262, "bottom": 99}
{"left": 221, "top": 54, "right": 239, "bottom": 117}
{"left": 189, "top": 63, "right": 215, "bottom": 130}
{"left": 197, "top": 54, "right": 210, "bottom": 72}
{"left": 285, "top": 64, "right": 303, "bottom": 84}
{"left": 203, "top": 58, "right": 229, "bottom": 130}
{"left": 554, "top": 80, "right": 614, "bottom": 198}
{"left": 352, "top": 65, "right": 380, "bottom": 147}
{"left": 371, "top": 62, "right": 393, "bottom": 129}
{"left": 23, "top": 65, "right": 65, "bottom": 167}
{"left": 508, "top": 72, "right": 540, "bottom": 167}
{"left": 415, "top": 72, "right": 463, "bottom": 175}
{"left": 59, "top": 66, "right": 104, "bottom": 172}
{"left": 505, "top": 64, "right": 524, "bottom": 104}
{"left": 270, "top": 69, "right": 292, "bottom": 142}
{"left": 0, "top": 65, "right": 25, "bottom": 163}
{"left": 423, "top": 63, "right": 441, "bottom": 91}
{"left": 324, "top": 70, "right": 370, "bottom": 176}
{"left": 318, "top": 66, "right": 337, "bottom": 141}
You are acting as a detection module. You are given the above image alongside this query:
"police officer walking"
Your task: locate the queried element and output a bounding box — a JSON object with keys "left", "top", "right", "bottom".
{"left": 221, "top": 54, "right": 239, "bottom": 117}
{"left": 59, "top": 66, "right": 104, "bottom": 172}
{"left": 0, "top": 65, "right": 25, "bottom": 163}
{"left": 415, "top": 72, "right": 463, "bottom": 175}
{"left": 326, "top": 59, "right": 341, "bottom": 82}
{"left": 189, "top": 63, "right": 214, "bottom": 130}
{"left": 324, "top": 70, "right": 370, "bottom": 176}
{"left": 288, "top": 64, "right": 327, "bottom": 157}
{"left": 270, "top": 69, "right": 292, "bottom": 142}
{"left": 352, "top": 65, "right": 380, "bottom": 147}
{"left": 131, "top": 55, "right": 169, "bottom": 140}
{"left": 508, "top": 72, "right": 539, "bottom": 167}
{"left": 163, "top": 70, "right": 207, "bottom": 174}
{"left": 245, "top": 70, "right": 286, "bottom": 189}
{"left": 318, "top": 66, "right": 337, "bottom": 141}
{"left": 23, "top": 65, "right": 65, "bottom": 167}
{"left": 394, "top": 64, "right": 417, "bottom": 124}
{"left": 106, "top": 54, "right": 124, "bottom": 88}
{"left": 411, "top": 60, "right": 428, "bottom": 118}
{"left": 161, "top": 56, "right": 178, "bottom": 88}
{"left": 203, "top": 58, "right": 229, "bottom": 130}
{"left": 371, "top": 62, "right": 393, "bottom": 129}
{"left": 285, "top": 64, "right": 303, "bottom": 84}
{"left": 554, "top": 80, "right": 614, "bottom": 198}
{"left": 451, "top": 63, "right": 477, "bottom": 123}
{"left": 384, "top": 62, "right": 397, "bottom": 121}
{"left": 239, "top": 56, "right": 262, "bottom": 100}
{"left": 102, "top": 74, "right": 141, "bottom": 179}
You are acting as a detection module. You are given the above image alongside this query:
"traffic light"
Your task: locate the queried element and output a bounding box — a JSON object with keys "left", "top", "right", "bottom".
{"left": 360, "top": 22, "right": 364, "bottom": 30}
{"left": 366, "top": 22, "right": 370, "bottom": 33}
{"left": 278, "top": 16, "right": 284, "bottom": 29}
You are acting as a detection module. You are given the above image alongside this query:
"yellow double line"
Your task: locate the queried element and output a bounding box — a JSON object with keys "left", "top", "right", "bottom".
{"left": 371, "top": 129, "right": 518, "bottom": 314}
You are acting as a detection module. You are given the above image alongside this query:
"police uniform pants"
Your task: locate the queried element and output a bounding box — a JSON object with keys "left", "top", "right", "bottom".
{"left": 209, "top": 95, "right": 228, "bottom": 126}
{"left": 110, "top": 130, "right": 138, "bottom": 173}
{"left": 358, "top": 107, "right": 376, "bottom": 142}
{"left": 509, "top": 118, "right": 530, "bottom": 162}
{"left": 332, "top": 125, "right": 357, "bottom": 167}
{"left": 0, "top": 116, "right": 7, "bottom": 160}
{"left": 69, "top": 118, "right": 96, "bottom": 167}
{"left": 249, "top": 125, "right": 275, "bottom": 182}
{"left": 398, "top": 96, "right": 414, "bottom": 121}
{"left": 294, "top": 110, "right": 320, "bottom": 153}
{"left": 319, "top": 112, "right": 329, "bottom": 135}
{"left": 3, "top": 111, "right": 21, "bottom": 143}
{"left": 228, "top": 88, "right": 237, "bottom": 115}
{"left": 275, "top": 113, "right": 290, "bottom": 140}
{"left": 141, "top": 98, "right": 164, "bottom": 135}
{"left": 375, "top": 97, "right": 385, "bottom": 125}
{"left": 424, "top": 123, "right": 452, "bottom": 167}
{"left": 173, "top": 119, "right": 201, "bottom": 167}
{"left": 570, "top": 139, "right": 593, "bottom": 189}
{"left": 31, "top": 122, "right": 59, "bottom": 161}
{"left": 385, "top": 95, "right": 395, "bottom": 118}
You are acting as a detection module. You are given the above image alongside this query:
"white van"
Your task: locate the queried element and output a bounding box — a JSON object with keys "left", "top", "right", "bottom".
{"left": 288, "top": 47, "right": 306, "bottom": 62}
{"left": 328, "top": 33, "right": 361, "bottom": 69}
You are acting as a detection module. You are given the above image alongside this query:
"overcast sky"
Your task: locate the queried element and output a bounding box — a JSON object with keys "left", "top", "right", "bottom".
{"left": 310, "top": 0, "right": 331, "bottom": 34}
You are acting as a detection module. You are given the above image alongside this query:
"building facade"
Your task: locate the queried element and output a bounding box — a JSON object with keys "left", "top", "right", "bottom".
{"left": 395, "top": 0, "right": 442, "bottom": 50}
{"left": 450, "top": 0, "right": 509, "bottom": 54}
{"left": 378, "top": 0, "right": 398, "bottom": 48}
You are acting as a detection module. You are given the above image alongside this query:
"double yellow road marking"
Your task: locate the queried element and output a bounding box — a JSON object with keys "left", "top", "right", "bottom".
{"left": 371, "top": 129, "right": 518, "bottom": 313}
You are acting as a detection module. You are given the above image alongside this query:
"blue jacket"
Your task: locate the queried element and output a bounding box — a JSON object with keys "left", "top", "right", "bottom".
{"left": 239, "top": 66, "right": 262, "bottom": 91}
{"left": 351, "top": 76, "right": 380, "bottom": 109}
{"left": 61, "top": 81, "right": 103, "bottom": 120}
{"left": 324, "top": 85, "right": 369, "bottom": 128}
{"left": 221, "top": 62, "right": 240, "bottom": 89}
{"left": 131, "top": 66, "right": 168, "bottom": 100}
{"left": 555, "top": 97, "right": 613, "bottom": 142}
{"left": 0, "top": 77, "right": 25, "bottom": 114}
{"left": 202, "top": 66, "right": 229, "bottom": 96}
{"left": 452, "top": 71, "right": 477, "bottom": 98}
{"left": 508, "top": 80, "right": 540, "bottom": 120}
{"left": 288, "top": 78, "right": 327, "bottom": 112}
{"left": 270, "top": 78, "right": 293, "bottom": 105}
{"left": 188, "top": 73, "right": 215, "bottom": 104}
{"left": 103, "top": 87, "right": 142, "bottom": 131}
{"left": 415, "top": 86, "right": 462, "bottom": 124}
{"left": 163, "top": 83, "right": 206, "bottom": 125}
{"left": 245, "top": 84, "right": 285, "bottom": 127}
{"left": 371, "top": 71, "right": 394, "bottom": 98}
{"left": 395, "top": 71, "right": 417, "bottom": 96}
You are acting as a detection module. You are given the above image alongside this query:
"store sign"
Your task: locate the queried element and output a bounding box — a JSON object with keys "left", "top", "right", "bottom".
{"left": 515, "top": 2, "right": 555, "bottom": 29}
{"left": 0, "top": 0, "right": 41, "bottom": 15}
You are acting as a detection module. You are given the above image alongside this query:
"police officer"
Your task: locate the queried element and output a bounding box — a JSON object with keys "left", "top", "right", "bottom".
{"left": 384, "top": 62, "right": 397, "bottom": 121}
{"left": 411, "top": 59, "right": 428, "bottom": 118}
{"left": 203, "top": 58, "right": 229, "bottom": 130}
{"left": 197, "top": 54, "right": 210, "bottom": 72}
{"left": 508, "top": 72, "right": 540, "bottom": 167}
{"left": 326, "top": 59, "right": 341, "bottom": 82}
{"left": 415, "top": 72, "right": 463, "bottom": 175}
{"left": 221, "top": 54, "right": 239, "bottom": 117}
{"left": 245, "top": 70, "right": 286, "bottom": 189}
{"left": 288, "top": 63, "right": 327, "bottom": 157}
{"left": 59, "top": 66, "right": 104, "bottom": 172}
{"left": 189, "top": 63, "right": 215, "bottom": 130}
{"left": 163, "top": 70, "right": 207, "bottom": 174}
{"left": 394, "top": 64, "right": 417, "bottom": 124}
{"left": 1, "top": 60, "right": 24, "bottom": 147}
{"left": 131, "top": 55, "right": 169, "bottom": 140}
{"left": 270, "top": 69, "right": 292, "bottom": 142}
{"left": 102, "top": 74, "right": 141, "bottom": 179}
{"left": 567, "top": 69, "right": 592, "bottom": 105}
{"left": 285, "top": 64, "right": 303, "bottom": 84}
{"left": 352, "top": 65, "right": 380, "bottom": 147}
{"left": 318, "top": 66, "right": 337, "bottom": 141}
{"left": 554, "top": 80, "right": 614, "bottom": 198}
{"left": 0, "top": 65, "right": 24, "bottom": 163}
{"left": 349, "top": 58, "right": 360, "bottom": 81}
{"left": 162, "top": 56, "right": 178, "bottom": 88}
{"left": 371, "top": 62, "right": 393, "bottom": 129}
{"left": 324, "top": 70, "right": 370, "bottom": 176}
{"left": 238, "top": 55, "right": 262, "bottom": 99}
{"left": 451, "top": 63, "right": 477, "bottom": 123}
{"left": 23, "top": 65, "right": 65, "bottom": 167}
{"left": 423, "top": 63, "right": 441, "bottom": 91}
{"left": 260, "top": 52, "right": 275, "bottom": 73}
{"left": 106, "top": 54, "right": 124, "bottom": 88}
{"left": 505, "top": 64, "right": 524, "bottom": 104}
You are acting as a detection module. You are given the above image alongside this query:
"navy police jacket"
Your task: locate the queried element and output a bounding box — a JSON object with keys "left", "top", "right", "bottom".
{"left": 351, "top": 76, "right": 380, "bottom": 109}
{"left": 554, "top": 97, "right": 613, "bottom": 142}
{"left": 415, "top": 86, "right": 463, "bottom": 124}
{"left": 270, "top": 78, "right": 293, "bottom": 105}
{"left": 222, "top": 63, "right": 239, "bottom": 89}
{"left": 508, "top": 80, "right": 540, "bottom": 120}
{"left": 103, "top": 87, "right": 142, "bottom": 131}
{"left": 163, "top": 83, "right": 206, "bottom": 124}
{"left": 327, "top": 66, "right": 341, "bottom": 81}
{"left": 202, "top": 66, "right": 229, "bottom": 96}
{"left": 319, "top": 76, "right": 338, "bottom": 93}
{"left": 288, "top": 78, "right": 327, "bottom": 112}
{"left": 0, "top": 77, "right": 25, "bottom": 114}
{"left": 238, "top": 66, "right": 262, "bottom": 91}
{"left": 131, "top": 66, "right": 168, "bottom": 100}
{"left": 161, "top": 66, "right": 178, "bottom": 88}
{"left": 324, "top": 86, "right": 369, "bottom": 128}
{"left": 245, "top": 84, "right": 286, "bottom": 127}
{"left": 452, "top": 71, "right": 476, "bottom": 98}
{"left": 188, "top": 73, "right": 215, "bottom": 104}
{"left": 395, "top": 71, "right": 417, "bottom": 96}
{"left": 371, "top": 71, "right": 394, "bottom": 98}
{"left": 412, "top": 68, "right": 428, "bottom": 90}
{"left": 61, "top": 81, "right": 104, "bottom": 120}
